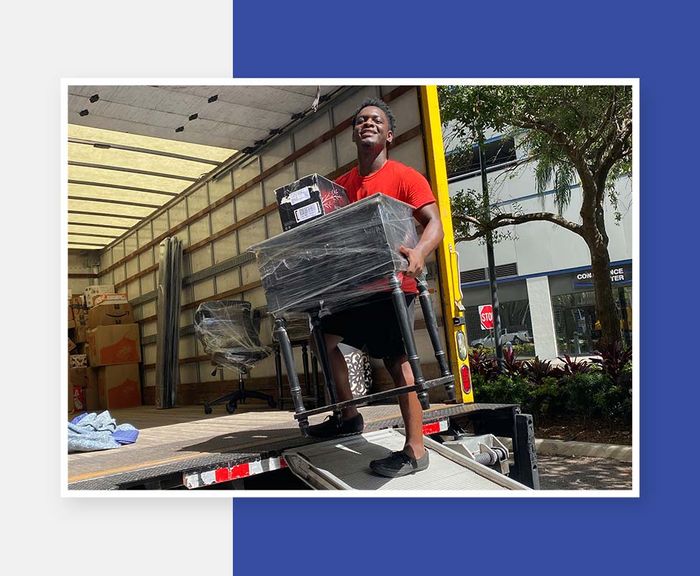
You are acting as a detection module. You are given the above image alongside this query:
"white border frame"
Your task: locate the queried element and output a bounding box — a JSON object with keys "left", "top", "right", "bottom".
{"left": 61, "top": 78, "right": 640, "bottom": 499}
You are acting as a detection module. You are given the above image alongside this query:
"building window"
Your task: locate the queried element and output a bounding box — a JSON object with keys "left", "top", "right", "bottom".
{"left": 552, "top": 286, "right": 632, "bottom": 355}
{"left": 446, "top": 136, "right": 517, "bottom": 179}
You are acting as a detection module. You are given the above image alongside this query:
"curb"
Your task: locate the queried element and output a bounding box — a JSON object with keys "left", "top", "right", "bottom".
{"left": 499, "top": 437, "right": 632, "bottom": 463}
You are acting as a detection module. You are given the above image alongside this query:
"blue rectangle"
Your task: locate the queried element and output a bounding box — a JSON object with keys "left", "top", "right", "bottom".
{"left": 232, "top": 1, "right": 697, "bottom": 574}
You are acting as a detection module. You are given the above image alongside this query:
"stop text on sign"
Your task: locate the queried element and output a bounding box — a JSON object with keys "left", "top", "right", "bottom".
{"left": 478, "top": 304, "right": 494, "bottom": 330}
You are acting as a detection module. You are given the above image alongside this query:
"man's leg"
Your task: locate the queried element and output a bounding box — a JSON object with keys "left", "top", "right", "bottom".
{"left": 307, "top": 333, "right": 363, "bottom": 438}
{"left": 384, "top": 356, "right": 425, "bottom": 459}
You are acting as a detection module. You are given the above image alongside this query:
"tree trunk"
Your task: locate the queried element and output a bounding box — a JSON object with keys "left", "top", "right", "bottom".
{"left": 587, "top": 238, "right": 622, "bottom": 350}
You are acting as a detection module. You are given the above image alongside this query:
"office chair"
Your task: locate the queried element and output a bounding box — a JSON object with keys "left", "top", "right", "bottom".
{"left": 194, "top": 300, "right": 275, "bottom": 415}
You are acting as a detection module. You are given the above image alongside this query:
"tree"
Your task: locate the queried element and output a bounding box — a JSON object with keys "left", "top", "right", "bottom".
{"left": 439, "top": 85, "right": 632, "bottom": 348}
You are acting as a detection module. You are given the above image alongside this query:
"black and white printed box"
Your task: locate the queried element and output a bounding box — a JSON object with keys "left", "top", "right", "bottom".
{"left": 275, "top": 173, "right": 349, "bottom": 231}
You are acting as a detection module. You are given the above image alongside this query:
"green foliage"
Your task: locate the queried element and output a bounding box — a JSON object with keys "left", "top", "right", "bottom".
{"left": 439, "top": 84, "right": 633, "bottom": 218}
{"left": 592, "top": 340, "right": 633, "bottom": 385}
{"left": 472, "top": 373, "right": 531, "bottom": 406}
{"left": 472, "top": 356, "right": 632, "bottom": 425}
{"left": 440, "top": 84, "right": 633, "bottom": 349}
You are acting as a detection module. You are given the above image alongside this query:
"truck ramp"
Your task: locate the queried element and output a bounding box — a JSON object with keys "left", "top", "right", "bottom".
{"left": 283, "top": 428, "right": 530, "bottom": 491}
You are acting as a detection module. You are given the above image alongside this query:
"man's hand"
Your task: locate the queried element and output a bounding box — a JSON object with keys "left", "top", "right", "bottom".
{"left": 399, "top": 245, "right": 426, "bottom": 278}
{"left": 398, "top": 203, "right": 444, "bottom": 279}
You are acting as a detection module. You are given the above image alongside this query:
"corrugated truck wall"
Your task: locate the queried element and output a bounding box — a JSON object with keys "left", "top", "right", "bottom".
{"left": 92, "top": 86, "right": 448, "bottom": 405}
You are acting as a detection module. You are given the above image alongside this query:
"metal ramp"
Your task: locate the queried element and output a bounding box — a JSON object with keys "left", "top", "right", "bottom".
{"left": 283, "top": 429, "right": 530, "bottom": 491}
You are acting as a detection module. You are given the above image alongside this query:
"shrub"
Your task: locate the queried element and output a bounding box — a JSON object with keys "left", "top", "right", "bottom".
{"left": 502, "top": 347, "right": 526, "bottom": 378}
{"left": 524, "top": 356, "right": 561, "bottom": 385}
{"left": 558, "top": 354, "right": 593, "bottom": 376}
{"left": 592, "top": 341, "right": 632, "bottom": 385}
{"left": 562, "top": 372, "right": 606, "bottom": 420}
{"left": 473, "top": 373, "right": 531, "bottom": 407}
{"left": 470, "top": 355, "right": 633, "bottom": 425}
{"left": 468, "top": 348, "right": 498, "bottom": 379}
{"left": 529, "top": 376, "right": 564, "bottom": 418}
{"left": 514, "top": 343, "right": 536, "bottom": 357}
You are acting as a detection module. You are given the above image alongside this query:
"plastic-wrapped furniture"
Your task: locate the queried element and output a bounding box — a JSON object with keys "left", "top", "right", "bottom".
{"left": 250, "top": 194, "right": 455, "bottom": 435}
{"left": 194, "top": 300, "right": 275, "bottom": 414}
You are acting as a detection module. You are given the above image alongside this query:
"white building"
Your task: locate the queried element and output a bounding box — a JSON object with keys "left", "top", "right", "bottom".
{"left": 446, "top": 134, "right": 633, "bottom": 359}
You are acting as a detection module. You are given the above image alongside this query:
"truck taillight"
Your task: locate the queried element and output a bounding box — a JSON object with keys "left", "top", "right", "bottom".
{"left": 460, "top": 364, "right": 471, "bottom": 394}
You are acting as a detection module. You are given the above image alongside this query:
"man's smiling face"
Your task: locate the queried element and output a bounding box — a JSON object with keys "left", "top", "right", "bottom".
{"left": 352, "top": 105, "right": 394, "bottom": 150}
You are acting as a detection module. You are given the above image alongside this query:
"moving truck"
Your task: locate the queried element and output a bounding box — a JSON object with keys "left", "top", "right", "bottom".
{"left": 66, "top": 84, "right": 538, "bottom": 491}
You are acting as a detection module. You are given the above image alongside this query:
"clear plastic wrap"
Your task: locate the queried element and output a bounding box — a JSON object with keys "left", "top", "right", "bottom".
{"left": 194, "top": 300, "right": 272, "bottom": 371}
{"left": 249, "top": 194, "right": 419, "bottom": 316}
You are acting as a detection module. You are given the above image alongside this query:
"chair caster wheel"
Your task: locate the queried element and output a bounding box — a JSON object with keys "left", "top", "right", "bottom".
{"left": 268, "top": 398, "right": 277, "bottom": 408}
{"left": 204, "top": 405, "right": 213, "bottom": 415}
{"left": 226, "top": 402, "right": 237, "bottom": 414}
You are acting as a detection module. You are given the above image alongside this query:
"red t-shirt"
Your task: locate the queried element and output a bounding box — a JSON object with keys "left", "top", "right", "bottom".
{"left": 335, "top": 160, "right": 436, "bottom": 293}
{"left": 335, "top": 159, "right": 436, "bottom": 208}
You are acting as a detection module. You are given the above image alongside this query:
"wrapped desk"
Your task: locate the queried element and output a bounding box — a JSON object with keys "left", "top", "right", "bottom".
{"left": 250, "top": 194, "right": 455, "bottom": 435}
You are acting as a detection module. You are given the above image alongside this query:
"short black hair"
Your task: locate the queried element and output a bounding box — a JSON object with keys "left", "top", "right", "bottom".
{"left": 352, "top": 97, "right": 396, "bottom": 133}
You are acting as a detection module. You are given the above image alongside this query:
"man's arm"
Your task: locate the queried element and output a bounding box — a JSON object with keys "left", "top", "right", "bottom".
{"left": 399, "top": 202, "right": 444, "bottom": 278}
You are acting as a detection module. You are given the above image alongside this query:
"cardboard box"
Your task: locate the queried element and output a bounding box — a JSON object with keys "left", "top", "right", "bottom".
{"left": 74, "top": 325, "right": 88, "bottom": 344}
{"left": 68, "top": 379, "right": 74, "bottom": 414}
{"left": 68, "top": 367, "right": 88, "bottom": 413}
{"left": 84, "top": 284, "right": 115, "bottom": 308}
{"left": 73, "top": 384, "right": 87, "bottom": 413}
{"left": 69, "top": 354, "right": 88, "bottom": 368}
{"left": 87, "top": 324, "right": 141, "bottom": 367}
{"left": 275, "top": 173, "right": 349, "bottom": 231}
{"left": 97, "top": 364, "right": 141, "bottom": 409}
{"left": 70, "top": 294, "right": 85, "bottom": 307}
{"left": 86, "top": 368, "right": 99, "bottom": 411}
{"left": 69, "top": 366, "right": 88, "bottom": 388}
{"left": 87, "top": 302, "right": 134, "bottom": 329}
{"left": 91, "top": 292, "right": 129, "bottom": 307}
{"left": 73, "top": 307, "right": 89, "bottom": 343}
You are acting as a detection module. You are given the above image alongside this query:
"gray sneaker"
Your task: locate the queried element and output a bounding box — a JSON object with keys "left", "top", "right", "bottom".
{"left": 369, "top": 450, "right": 429, "bottom": 478}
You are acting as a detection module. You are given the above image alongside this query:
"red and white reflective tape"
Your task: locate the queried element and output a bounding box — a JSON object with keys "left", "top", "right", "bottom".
{"left": 183, "top": 456, "right": 287, "bottom": 489}
{"left": 422, "top": 418, "right": 449, "bottom": 436}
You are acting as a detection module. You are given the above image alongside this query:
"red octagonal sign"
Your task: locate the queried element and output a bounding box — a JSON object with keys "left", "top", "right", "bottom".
{"left": 479, "top": 304, "right": 494, "bottom": 330}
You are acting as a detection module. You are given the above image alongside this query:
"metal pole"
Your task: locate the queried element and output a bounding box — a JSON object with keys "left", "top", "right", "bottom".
{"left": 478, "top": 139, "right": 504, "bottom": 370}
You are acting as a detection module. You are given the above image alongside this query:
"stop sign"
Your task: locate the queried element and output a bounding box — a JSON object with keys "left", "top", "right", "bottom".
{"left": 479, "top": 305, "right": 494, "bottom": 330}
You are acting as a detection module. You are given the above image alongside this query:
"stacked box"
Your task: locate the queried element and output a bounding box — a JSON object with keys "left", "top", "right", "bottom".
{"left": 91, "top": 292, "right": 129, "bottom": 307}
{"left": 97, "top": 364, "right": 141, "bottom": 409}
{"left": 84, "top": 284, "right": 115, "bottom": 308}
{"left": 87, "top": 302, "right": 134, "bottom": 329}
{"left": 68, "top": 366, "right": 88, "bottom": 413}
{"left": 87, "top": 324, "right": 141, "bottom": 367}
{"left": 275, "top": 173, "right": 349, "bottom": 231}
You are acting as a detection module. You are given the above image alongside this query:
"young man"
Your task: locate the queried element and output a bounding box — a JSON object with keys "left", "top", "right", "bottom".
{"left": 307, "top": 97, "right": 445, "bottom": 478}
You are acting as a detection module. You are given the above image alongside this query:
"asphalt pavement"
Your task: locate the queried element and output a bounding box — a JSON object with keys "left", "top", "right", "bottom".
{"left": 536, "top": 453, "right": 632, "bottom": 490}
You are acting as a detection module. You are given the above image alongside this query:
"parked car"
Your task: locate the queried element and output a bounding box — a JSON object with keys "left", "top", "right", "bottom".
{"left": 471, "top": 329, "right": 533, "bottom": 348}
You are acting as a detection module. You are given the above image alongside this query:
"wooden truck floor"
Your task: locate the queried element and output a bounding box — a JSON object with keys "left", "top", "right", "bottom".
{"left": 67, "top": 402, "right": 517, "bottom": 490}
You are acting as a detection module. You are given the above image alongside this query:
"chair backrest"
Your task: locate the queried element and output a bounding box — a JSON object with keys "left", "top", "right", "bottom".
{"left": 194, "top": 300, "right": 271, "bottom": 370}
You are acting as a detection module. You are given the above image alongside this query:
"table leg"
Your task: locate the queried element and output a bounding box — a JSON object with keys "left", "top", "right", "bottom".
{"left": 310, "top": 314, "right": 339, "bottom": 406}
{"left": 389, "top": 274, "right": 430, "bottom": 410}
{"left": 416, "top": 275, "right": 455, "bottom": 401}
{"left": 274, "top": 347, "right": 283, "bottom": 410}
{"left": 273, "top": 318, "right": 307, "bottom": 432}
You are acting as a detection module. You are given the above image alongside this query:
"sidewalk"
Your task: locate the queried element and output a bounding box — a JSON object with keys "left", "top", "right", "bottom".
{"left": 500, "top": 437, "right": 633, "bottom": 490}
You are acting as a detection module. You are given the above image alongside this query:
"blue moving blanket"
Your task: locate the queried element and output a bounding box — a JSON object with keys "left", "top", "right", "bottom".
{"left": 68, "top": 411, "right": 139, "bottom": 453}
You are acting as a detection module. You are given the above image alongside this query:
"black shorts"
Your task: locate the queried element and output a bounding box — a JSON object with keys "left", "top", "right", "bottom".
{"left": 319, "top": 292, "right": 416, "bottom": 359}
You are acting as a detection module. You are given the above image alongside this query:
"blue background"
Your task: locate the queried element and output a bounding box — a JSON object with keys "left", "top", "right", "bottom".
{"left": 232, "top": 1, "right": 697, "bottom": 573}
